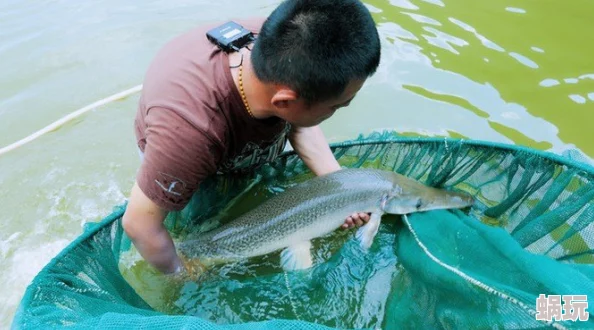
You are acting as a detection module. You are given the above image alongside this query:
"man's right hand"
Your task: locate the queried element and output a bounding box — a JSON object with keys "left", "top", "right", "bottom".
{"left": 122, "top": 181, "right": 183, "bottom": 275}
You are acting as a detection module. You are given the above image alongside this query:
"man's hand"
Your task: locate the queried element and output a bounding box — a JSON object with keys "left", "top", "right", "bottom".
{"left": 342, "top": 212, "right": 371, "bottom": 229}
{"left": 164, "top": 252, "right": 208, "bottom": 282}
{"left": 289, "top": 126, "right": 371, "bottom": 230}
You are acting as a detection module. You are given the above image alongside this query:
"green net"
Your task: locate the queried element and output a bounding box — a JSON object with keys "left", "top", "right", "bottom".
{"left": 12, "top": 134, "right": 594, "bottom": 329}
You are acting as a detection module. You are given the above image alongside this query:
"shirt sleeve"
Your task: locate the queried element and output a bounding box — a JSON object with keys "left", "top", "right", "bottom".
{"left": 136, "top": 106, "right": 223, "bottom": 211}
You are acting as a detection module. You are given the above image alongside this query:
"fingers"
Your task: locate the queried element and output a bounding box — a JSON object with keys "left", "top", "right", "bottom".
{"left": 361, "top": 212, "right": 371, "bottom": 223}
{"left": 342, "top": 212, "right": 372, "bottom": 229}
{"left": 352, "top": 212, "right": 372, "bottom": 226}
{"left": 342, "top": 216, "right": 354, "bottom": 229}
{"left": 352, "top": 212, "right": 364, "bottom": 227}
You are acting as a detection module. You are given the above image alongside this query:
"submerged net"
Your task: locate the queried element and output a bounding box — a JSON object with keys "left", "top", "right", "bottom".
{"left": 12, "top": 133, "right": 594, "bottom": 329}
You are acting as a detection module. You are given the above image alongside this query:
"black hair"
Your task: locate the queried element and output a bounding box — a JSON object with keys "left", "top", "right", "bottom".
{"left": 251, "top": 0, "right": 381, "bottom": 104}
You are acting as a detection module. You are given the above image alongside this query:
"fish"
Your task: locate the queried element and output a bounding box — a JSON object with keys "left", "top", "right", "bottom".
{"left": 177, "top": 168, "right": 474, "bottom": 271}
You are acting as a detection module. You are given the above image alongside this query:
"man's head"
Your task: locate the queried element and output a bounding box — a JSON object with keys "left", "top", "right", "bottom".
{"left": 251, "top": 0, "right": 381, "bottom": 127}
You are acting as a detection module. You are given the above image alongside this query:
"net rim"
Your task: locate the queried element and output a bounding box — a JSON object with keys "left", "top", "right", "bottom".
{"left": 324, "top": 136, "right": 594, "bottom": 175}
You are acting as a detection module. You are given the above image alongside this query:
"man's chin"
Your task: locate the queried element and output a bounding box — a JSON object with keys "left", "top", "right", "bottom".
{"left": 286, "top": 120, "right": 319, "bottom": 128}
{"left": 298, "top": 117, "right": 331, "bottom": 127}
{"left": 299, "top": 122, "right": 323, "bottom": 128}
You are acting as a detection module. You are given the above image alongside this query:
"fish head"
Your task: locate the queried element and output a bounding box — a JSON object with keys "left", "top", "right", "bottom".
{"left": 381, "top": 173, "right": 475, "bottom": 214}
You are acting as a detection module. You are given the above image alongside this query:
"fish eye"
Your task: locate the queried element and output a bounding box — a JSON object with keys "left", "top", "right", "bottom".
{"left": 416, "top": 199, "right": 423, "bottom": 209}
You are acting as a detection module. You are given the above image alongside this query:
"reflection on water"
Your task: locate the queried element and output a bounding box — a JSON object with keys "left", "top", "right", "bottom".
{"left": 360, "top": 0, "right": 594, "bottom": 158}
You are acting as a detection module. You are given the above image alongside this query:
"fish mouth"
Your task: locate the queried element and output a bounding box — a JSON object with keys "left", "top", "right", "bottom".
{"left": 425, "top": 190, "right": 475, "bottom": 211}
{"left": 382, "top": 188, "right": 475, "bottom": 214}
{"left": 449, "top": 191, "right": 475, "bottom": 207}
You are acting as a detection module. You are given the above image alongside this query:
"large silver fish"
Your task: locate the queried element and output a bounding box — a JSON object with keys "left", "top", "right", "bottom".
{"left": 178, "top": 168, "right": 474, "bottom": 271}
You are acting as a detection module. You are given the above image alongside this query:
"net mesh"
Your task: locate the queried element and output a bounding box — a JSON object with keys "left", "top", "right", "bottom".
{"left": 12, "top": 133, "right": 594, "bottom": 329}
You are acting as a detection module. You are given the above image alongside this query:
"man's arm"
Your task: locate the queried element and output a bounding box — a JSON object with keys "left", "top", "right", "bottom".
{"left": 128, "top": 106, "right": 221, "bottom": 274}
{"left": 289, "top": 125, "right": 341, "bottom": 176}
{"left": 122, "top": 182, "right": 183, "bottom": 274}
{"left": 289, "top": 125, "right": 370, "bottom": 228}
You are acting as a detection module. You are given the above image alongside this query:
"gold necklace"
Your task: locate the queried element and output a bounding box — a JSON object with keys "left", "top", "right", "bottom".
{"left": 238, "top": 63, "right": 254, "bottom": 118}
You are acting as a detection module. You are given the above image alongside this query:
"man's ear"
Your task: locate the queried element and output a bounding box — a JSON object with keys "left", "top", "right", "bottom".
{"left": 271, "top": 87, "right": 298, "bottom": 110}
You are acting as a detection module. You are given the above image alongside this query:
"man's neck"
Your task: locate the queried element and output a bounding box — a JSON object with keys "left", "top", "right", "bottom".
{"left": 229, "top": 49, "right": 275, "bottom": 120}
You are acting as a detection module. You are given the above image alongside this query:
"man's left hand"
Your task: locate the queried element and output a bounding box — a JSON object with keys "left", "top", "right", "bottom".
{"left": 342, "top": 212, "right": 371, "bottom": 229}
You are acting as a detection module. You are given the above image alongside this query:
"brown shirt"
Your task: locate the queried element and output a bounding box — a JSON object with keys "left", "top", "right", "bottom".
{"left": 134, "top": 19, "right": 290, "bottom": 211}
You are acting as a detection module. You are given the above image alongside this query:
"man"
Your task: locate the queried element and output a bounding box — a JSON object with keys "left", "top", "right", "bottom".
{"left": 123, "top": 0, "right": 381, "bottom": 275}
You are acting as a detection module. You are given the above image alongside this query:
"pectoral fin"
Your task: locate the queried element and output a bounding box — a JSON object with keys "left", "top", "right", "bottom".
{"left": 356, "top": 212, "right": 382, "bottom": 249}
{"left": 280, "top": 241, "right": 313, "bottom": 271}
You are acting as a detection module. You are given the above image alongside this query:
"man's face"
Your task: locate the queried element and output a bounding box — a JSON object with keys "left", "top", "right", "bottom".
{"left": 276, "top": 79, "right": 366, "bottom": 127}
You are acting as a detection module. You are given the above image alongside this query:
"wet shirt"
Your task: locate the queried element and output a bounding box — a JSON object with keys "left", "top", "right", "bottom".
{"left": 134, "top": 19, "right": 290, "bottom": 211}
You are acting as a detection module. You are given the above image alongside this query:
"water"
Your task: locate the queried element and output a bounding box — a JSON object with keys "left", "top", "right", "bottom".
{"left": 1, "top": 0, "right": 593, "bottom": 327}
{"left": 123, "top": 226, "right": 400, "bottom": 328}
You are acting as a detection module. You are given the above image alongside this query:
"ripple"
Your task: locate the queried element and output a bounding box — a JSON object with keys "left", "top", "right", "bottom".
{"left": 421, "top": 0, "right": 445, "bottom": 6}
{"left": 389, "top": 0, "right": 419, "bottom": 10}
{"left": 403, "top": 84, "right": 489, "bottom": 118}
{"left": 488, "top": 121, "right": 553, "bottom": 150}
{"left": 364, "top": 3, "right": 382, "bottom": 13}
{"left": 506, "top": 7, "right": 527, "bottom": 14}
{"left": 569, "top": 94, "right": 587, "bottom": 104}
{"left": 449, "top": 18, "right": 505, "bottom": 52}
{"left": 531, "top": 46, "right": 545, "bottom": 53}
{"left": 1, "top": 239, "right": 71, "bottom": 329}
{"left": 0, "top": 232, "right": 21, "bottom": 260}
{"left": 509, "top": 52, "right": 539, "bottom": 69}
{"left": 380, "top": 22, "right": 418, "bottom": 41}
{"left": 540, "top": 74, "right": 594, "bottom": 87}
{"left": 403, "top": 12, "right": 442, "bottom": 26}
{"left": 539, "top": 79, "right": 560, "bottom": 87}
{"left": 422, "top": 26, "right": 469, "bottom": 55}
{"left": 478, "top": 35, "right": 506, "bottom": 52}
{"left": 449, "top": 17, "right": 474, "bottom": 32}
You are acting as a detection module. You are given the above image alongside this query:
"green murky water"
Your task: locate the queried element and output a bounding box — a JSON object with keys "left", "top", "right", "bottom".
{"left": 1, "top": 0, "right": 593, "bottom": 327}
{"left": 119, "top": 174, "right": 402, "bottom": 328}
